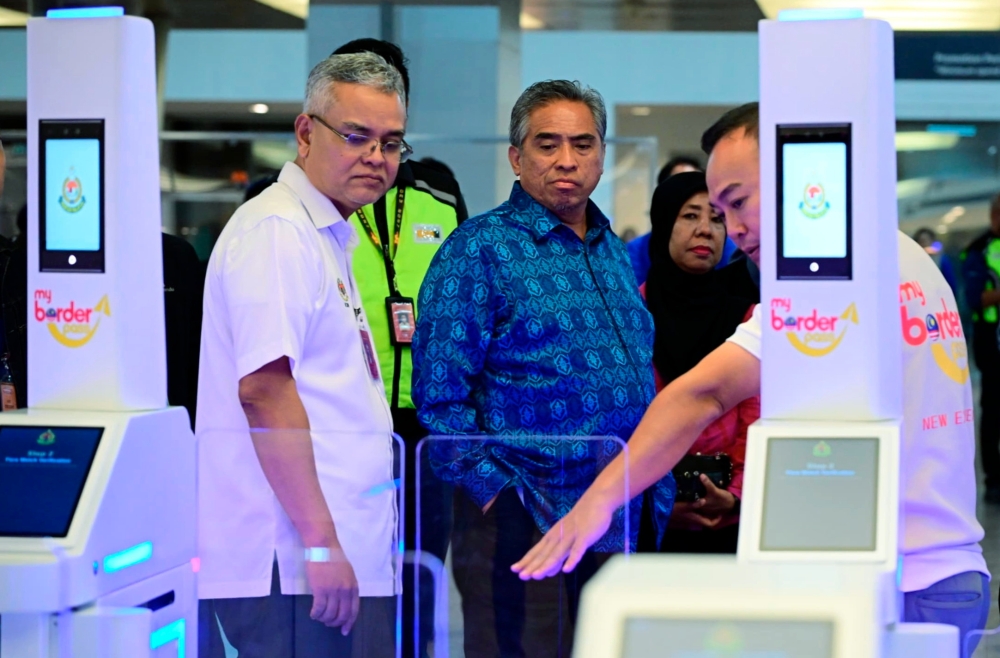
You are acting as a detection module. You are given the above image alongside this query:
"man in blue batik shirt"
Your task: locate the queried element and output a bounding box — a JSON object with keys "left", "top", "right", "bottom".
{"left": 412, "top": 80, "right": 675, "bottom": 658}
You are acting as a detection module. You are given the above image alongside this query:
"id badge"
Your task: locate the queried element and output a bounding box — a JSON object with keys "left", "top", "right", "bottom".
{"left": 359, "top": 328, "right": 381, "bottom": 381}
{"left": 386, "top": 296, "right": 416, "bottom": 346}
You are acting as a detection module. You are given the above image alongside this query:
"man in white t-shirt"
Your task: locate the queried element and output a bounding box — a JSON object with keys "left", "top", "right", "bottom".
{"left": 196, "top": 52, "right": 411, "bottom": 658}
{"left": 513, "top": 103, "right": 991, "bottom": 652}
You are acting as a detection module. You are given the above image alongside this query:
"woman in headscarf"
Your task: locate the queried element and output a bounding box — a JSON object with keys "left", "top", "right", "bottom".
{"left": 640, "top": 170, "right": 759, "bottom": 554}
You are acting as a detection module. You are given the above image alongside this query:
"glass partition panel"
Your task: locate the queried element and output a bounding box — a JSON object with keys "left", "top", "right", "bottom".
{"left": 968, "top": 625, "right": 1000, "bottom": 658}
{"left": 196, "top": 428, "right": 403, "bottom": 658}
{"left": 414, "top": 435, "right": 637, "bottom": 658}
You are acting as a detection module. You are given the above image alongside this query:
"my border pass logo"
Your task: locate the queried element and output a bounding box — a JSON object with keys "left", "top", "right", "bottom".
{"left": 900, "top": 280, "right": 968, "bottom": 384}
{"left": 33, "top": 289, "right": 110, "bottom": 348}
{"left": 770, "top": 298, "right": 859, "bottom": 357}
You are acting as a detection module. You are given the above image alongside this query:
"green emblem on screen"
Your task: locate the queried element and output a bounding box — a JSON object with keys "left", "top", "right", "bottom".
{"left": 799, "top": 182, "right": 830, "bottom": 219}
{"left": 37, "top": 429, "right": 56, "bottom": 446}
{"left": 58, "top": 171, "right": 86, "bottom": 214}
{"left": 813, "top": 440, "right": 832, "bottom": 457}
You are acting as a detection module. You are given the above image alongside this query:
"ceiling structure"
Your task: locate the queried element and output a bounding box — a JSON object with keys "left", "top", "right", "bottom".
{"left": 0, "top": 0, "right": 996, "bottom": 31}
{"left": 0, "top": 0, "right": 304, "bottom": 28}
{"left": 520, "top": 0, "right": 763, "bottom": 31}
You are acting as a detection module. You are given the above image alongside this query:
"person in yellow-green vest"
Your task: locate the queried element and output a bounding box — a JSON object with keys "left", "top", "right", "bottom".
{"left": 332, "top": 38, "right": 466, "bottom": 658}
{"left": 962, "top": 193, "right": 1000, "bottom": 503}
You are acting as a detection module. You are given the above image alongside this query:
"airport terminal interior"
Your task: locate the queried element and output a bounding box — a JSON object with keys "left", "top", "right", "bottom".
{"left": 4, "top": 1, "right": 1000, "bottom": 657}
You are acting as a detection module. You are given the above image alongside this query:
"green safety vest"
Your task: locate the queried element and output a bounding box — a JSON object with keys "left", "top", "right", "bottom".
{"left": 984, "top": 238, "right": 1000, "bottom": 324}
{"left": 350, "top": 185, "right": 459, "bottom": 409}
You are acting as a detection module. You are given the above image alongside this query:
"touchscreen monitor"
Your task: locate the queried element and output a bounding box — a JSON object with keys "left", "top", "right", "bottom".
{"left": 776, "top": 124, "right": 852, "bottom": 280}
{"left": 39, "top": 119, "right": 105, "bottom": 272}
{"left": 761, "top": 438, "right": 878, "bottom": 552}
{"left": 0, "top": 426, "right": 103, "bottom": 537}
{"left": 623, "top": 618, "right": 834, "bottom": 658}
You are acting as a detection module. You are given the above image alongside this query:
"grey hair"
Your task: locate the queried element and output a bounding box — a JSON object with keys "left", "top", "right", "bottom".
{"left": 509, "top": 80, "right": 607, "bottom": 148}
{"left": 303, "top": 52, "right": 405, "bottom": 117}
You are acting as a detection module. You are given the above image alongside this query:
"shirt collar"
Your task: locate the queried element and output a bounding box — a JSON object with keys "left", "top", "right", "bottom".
{"left": 506, "top": 181, "right": 611, "bottom": 243}
{"left": 277, "top": 161, "right": 347, "bottom": 230}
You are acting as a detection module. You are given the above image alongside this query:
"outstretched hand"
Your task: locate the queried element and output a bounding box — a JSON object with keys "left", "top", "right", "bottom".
{"left": 511, "top": 494, "right": 614, "bottom": 580}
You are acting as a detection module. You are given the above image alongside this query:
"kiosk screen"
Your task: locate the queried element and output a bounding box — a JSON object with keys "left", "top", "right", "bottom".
{"left": 622, "top": 618, "right": 833, "bottom": 658}
{"left": 777, "top": 124, "right": 852, "bottom": 280}
{"left": 761, "top": 438, "right": 878, "bottom": 551}
{"left": 0, "top": 426, "right": 103, "bottom": 537}
{"left": 39, "top": 119, "right": 105, "bottom": 272}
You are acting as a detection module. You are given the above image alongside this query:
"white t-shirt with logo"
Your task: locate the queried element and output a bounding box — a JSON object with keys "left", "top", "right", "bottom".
{"left": 196, "top": 162, "right": 397, "bottom": 600}
{"left": 728, "top": 231, "right": 988, "bottom": 592}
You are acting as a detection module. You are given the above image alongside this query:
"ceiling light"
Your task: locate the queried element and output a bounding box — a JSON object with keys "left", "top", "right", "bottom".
{"left": 942, "top": 206, "right": 966, "bottom": 224}
{"left": 778, "top": 8, "right": 863, "bottom": 21}
{"left": 520, "top": 11, "right": 545, "bottom": 29}
{"left": 250, "top": 103, "right": 270, "bottom": 115}
{"left": 895, "top": 131, "right": 961, "bottom": 152}
{"left": 0, "top": 6, "right": 29, "bottom": 26}
{"left": 254, "top": 0, "right": 308, "bottom": 19}
{"left": 631, "top": 107, "right": 652, "bottom": 117}
{"left": 758, "top": 1, "right": 1000, "bottom": 31}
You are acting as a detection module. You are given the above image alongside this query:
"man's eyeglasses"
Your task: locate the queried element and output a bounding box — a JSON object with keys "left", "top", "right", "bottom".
{"left": 309, "top": 114, "right": 413, "bottom": 163}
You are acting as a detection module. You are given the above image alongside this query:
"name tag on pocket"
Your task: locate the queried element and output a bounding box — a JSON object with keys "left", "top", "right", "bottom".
{"left": 413, "top": 224, "right": 443, "bottom": 244}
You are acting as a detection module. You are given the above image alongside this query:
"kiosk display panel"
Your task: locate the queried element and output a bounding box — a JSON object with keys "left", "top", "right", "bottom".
{"left": 622, "top": 618, "right": 834, "bottom": 658}
{"left": 777, "top": 123, "right": 852, "bottom": 280}
{"left": 0, "top": 425, "right": 103, "bottom": 536}
{"left": 38, "top": 119, "right": 105, "bottom": 272}
{"left": 761, "top": 438, "right": 878, "bottom": 551}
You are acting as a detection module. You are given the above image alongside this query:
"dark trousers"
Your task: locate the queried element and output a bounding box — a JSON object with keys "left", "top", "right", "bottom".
{"left": 973, "top": 329, "right": 1000, "bottom": 486}
{"left": 451, "top": 488, "right": 607, "bottom": 658}
{"left": 198, "top": 561, "right": 396, "bottom": 658}
{"left": 660, "top": 524, "right": 740, "bottom": 555}
{"left": 396, "top": 407, "right": 452, "bottom": 658}
{"left": 903, "top": 571, "right": 990, "bottom": 658}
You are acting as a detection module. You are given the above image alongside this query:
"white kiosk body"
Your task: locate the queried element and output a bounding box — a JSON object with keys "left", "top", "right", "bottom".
{"left": 738, "top": 17, "right": 903, "bottom": 573}
{"left": 0, "top": 12, "right": 197, "bottom": 658}
{"left": 576, "top": 556, "right": 890, "bottom": 658}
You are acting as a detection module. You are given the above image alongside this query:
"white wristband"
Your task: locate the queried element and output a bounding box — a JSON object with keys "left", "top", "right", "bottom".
{"left": 304, "top": 547, "right": 331, "bottom": 563}
{"left": 304, "top": 547, "right": 346, "bottom": 563}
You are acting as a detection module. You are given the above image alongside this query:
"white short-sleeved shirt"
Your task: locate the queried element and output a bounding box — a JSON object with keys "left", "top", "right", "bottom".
{"left": 727, "top": 231, "right": 988, "bottom": 592}
{"left": 196, "top": 162, "right": 397, "bottom": 600}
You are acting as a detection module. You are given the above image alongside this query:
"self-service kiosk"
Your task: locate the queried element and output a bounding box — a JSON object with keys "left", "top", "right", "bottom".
{"left": 576, "top": 14, "right": 960, "bottom": 658}
{"left": 0, "top": 11, "right": 197, "bottom": 658}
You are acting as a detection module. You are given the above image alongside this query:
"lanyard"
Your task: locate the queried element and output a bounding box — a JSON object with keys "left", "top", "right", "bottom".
{"left": 358, "top": 186, "right": 406, "bottom": 272}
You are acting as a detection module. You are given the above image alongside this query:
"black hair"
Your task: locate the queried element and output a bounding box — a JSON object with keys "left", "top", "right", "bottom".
{"left": 244, "top": 173, "right": 279, "bottom": 203}
{"left": 332, "top": 39, "right": 410, "bottom": 101}
{"left": 419, "top": 157, "right": 455, "bottom": 179}
{"left": 657, "top": 155, "right": 703, "bottom": 185}
{"left": 701, "top": 102, "right": 759, "bottom": 156}
{"left": 15, "top": 204, "right": 26, "bottom": 236}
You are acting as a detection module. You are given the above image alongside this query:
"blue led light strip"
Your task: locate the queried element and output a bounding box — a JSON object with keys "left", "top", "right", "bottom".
{"left": 47, "top": 6, "right": 124, "bottom": 19}
{"left": 103, "top": 541, "right": 153, "bottom": 573}
{"left": 151, "top": 619, "right": 186, "bottom": 658}
{"left": 778, "top": 8, "right": 864, "bottom": 22}
{"left": 927, "top": 124, "right": 978, "bottom": 138}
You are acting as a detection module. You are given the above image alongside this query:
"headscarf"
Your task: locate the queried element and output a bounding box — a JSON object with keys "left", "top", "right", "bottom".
{"left": 644, "top": 171, "right": 759, "bottom": 385}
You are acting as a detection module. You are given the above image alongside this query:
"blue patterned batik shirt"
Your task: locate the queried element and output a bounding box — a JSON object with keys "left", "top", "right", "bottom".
{"left": 412, "top": 182, "right": 675, "bottom": 552}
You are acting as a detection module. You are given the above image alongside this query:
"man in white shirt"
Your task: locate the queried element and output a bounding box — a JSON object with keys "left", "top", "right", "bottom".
{"left": 513, "top": 103, "right": 991, "bottom": 653}
{"left": 196, "top": 52, "right": 410, "bottom": 658}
